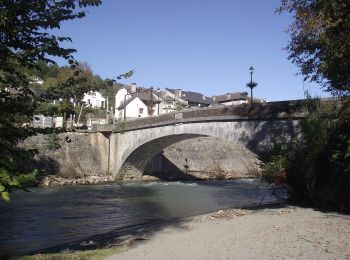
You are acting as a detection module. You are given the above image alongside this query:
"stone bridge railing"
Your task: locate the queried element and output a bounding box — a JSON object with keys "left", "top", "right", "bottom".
{"left": 93, "top": 100, "right": 312, "bottom": 133}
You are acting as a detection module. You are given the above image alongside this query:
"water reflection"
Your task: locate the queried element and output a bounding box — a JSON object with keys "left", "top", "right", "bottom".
{"left": 0, "top": 179, "right": 278, "bottom": 256}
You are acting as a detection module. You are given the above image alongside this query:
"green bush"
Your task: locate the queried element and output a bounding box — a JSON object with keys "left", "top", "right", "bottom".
{"left": 116, "top": 121, "right": 126, "bottom": 133}
{"left": 46, "top": 133, "right": 61, "bottom": 150}
{"left": 262, "top": 156, "right": 287, "bottom": 184}
{"left": 0, "top": 169, "right": 38, "bottom": 202}
{"left": 262, "top": 98, "right": 350, "bottom": 212}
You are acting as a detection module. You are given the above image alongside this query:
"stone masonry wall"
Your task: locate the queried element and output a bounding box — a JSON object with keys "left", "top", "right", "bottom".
{"left": 20, "top": 132, "right": 113, "bottom": 186}
{"left": 129, "top": 137, "right": 261, "bottom": 181}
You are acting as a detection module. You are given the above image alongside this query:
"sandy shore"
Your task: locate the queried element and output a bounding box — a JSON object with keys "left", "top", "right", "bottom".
{"left": 107, "top": 205, "right": 350, "bottom": 260}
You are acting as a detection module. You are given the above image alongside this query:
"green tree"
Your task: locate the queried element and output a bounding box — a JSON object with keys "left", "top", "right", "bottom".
{"left": 44, "top": 62, "right": 106, "bottom": 99}
{"left": 0, "top": 0, "right": 101, "bottom": 201}
{"left": 262, "top": 98, "right": 350, "bottom": 212}
{"left": 43, "top": 62, "right": 111, "bottom": 125}
{"left": 272, "top": 0, "right": 350, "bottom": 212}
{"left": 26, "top": 60, "right": 60, "bottom": 82}
{"left": 278, "top": 0, "right": 350, "bottom": 95}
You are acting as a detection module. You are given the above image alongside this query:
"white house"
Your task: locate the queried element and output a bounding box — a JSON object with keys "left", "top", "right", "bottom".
{"left": 115, "top": 84, "right": 163, "bottom": 121}
{"left": 161, "top": 89, "right": 188, "bottom": 113}
{"left": 82, "top": 91, "right": 106, "bottom": 108}
{"left": 29, "top": 77, "right": 44, "bottom": 85}
{"left": 116, "top": 96, "right": 149, "bottom": 120}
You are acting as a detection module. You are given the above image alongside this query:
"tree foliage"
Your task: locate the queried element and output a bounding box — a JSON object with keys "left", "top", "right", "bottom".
{"left": 278, "top": 0, "right": 350, "bottom": 95}
{"left": 262, "top": 98, "right": 350, "bottom": 212}
{"left": 25, "top": 61, "right": 116, "bottom": 122}
{"left": 44, "top": 62, "right": 101, "bottom": 100}
{"left": 0, "top": 0, "right": 101, "bottom": 201}
{"left": 26, "top": 60, "right": 60, "bottom": 82}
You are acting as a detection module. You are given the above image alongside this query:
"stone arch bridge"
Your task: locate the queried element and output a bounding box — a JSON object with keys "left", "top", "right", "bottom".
{"left": 92, "top": 100, "right": 309, "bottom": 179}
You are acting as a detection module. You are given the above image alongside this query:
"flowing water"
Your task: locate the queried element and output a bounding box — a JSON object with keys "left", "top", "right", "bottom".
{"left": 0, "top": 179, "right": 281, "bottom": 256}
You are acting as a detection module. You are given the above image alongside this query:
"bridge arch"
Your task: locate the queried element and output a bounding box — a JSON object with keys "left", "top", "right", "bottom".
{"left": 118, "top": 134, "right": 206, "bottom": 180}
{"left": 109, "top": 119, "right": 300, "bottom": 179}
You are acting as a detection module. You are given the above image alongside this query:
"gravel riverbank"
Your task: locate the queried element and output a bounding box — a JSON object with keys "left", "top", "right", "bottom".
{"left": 107, "top": 205, "right": 350, "bottom": 260}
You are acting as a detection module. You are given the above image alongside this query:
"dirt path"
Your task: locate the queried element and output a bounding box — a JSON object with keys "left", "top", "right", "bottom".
{"left": 107, "top": 206, "right": 350, "bottom": 260}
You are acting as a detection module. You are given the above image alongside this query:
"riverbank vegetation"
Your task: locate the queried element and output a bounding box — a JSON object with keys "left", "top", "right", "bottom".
{"left": 262, "top": 0, "right": 350, "bottom": 212}
{"left": 0, "top": 0, "right": 102, "bottom": 201}
{"left": 262, "top": 97, "right": 350, "bottom": 212}
{"left": 19, "top": 247, "right": 124, "bottom": 260}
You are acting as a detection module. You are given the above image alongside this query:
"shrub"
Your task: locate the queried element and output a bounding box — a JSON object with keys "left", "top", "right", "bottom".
{"left": 262, "top": 156, "right": 287, "bottom": 184}
{"left": 46, "top": 133, "right": 61, "bottom": 150}
{"left": 116, "top": 121, "right": 126, "bottom": 133}
{"left": 262, "top": 98, "right": 350, "bottom": 212}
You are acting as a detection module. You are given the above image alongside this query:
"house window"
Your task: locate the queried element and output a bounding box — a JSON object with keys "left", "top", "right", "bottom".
{"left": 92, "top": 92, "right": 96, "bottom": 97}
{"left": 138, "top": 108, "right": 144, "bottom": 114}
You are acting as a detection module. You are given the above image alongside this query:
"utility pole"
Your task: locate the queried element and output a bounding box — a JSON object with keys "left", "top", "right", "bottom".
{"left": 77, "top": 102, "right": 84, "bottom": 126}
{"left": 105, "top": 96, "right": 109, "bottom": 124}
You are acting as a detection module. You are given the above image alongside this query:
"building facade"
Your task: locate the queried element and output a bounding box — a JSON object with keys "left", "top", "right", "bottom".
{"left": 115, "top": 84, "right": 162, "bottom": 121}
{"left": 165, "top": 88, "right": 215, "bottom": 108}
{"left": 82, "top": 91, "right": 106, "bottom": 108}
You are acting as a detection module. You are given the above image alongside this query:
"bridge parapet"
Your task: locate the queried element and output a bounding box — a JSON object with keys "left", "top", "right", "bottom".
{"left": 93, "top": 99, "right": 338, "bottom": 133}
{"left": 94, "top": 100, "right": 309, "bottom": 133}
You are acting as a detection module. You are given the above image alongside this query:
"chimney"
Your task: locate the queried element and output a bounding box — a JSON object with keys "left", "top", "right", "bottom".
{"left": 130, "top": 83, "right": 137, "bottom": 93}
{"left": 175, "top": 89, "right": 182, "bottom": 98}
{"left": 212, "top": 96, "right": 216, "bottom": 101}
{"left": 202, "top": 95, "right": 206, "bottom": 100}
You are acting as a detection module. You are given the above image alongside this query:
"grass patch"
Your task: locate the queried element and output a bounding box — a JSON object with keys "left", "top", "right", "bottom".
{"left": 16, "top": 247, "right": 125, "bottom": 260}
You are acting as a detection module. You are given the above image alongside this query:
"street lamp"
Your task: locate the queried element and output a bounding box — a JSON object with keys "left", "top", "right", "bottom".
{"left": 156, "top": 88, "right": 160, "bottom": 115}
{"left": 246, "top": 66, "right": 258, "bottom": 105}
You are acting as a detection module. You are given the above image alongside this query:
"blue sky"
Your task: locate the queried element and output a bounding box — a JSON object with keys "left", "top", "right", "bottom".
{"left": 53, "top": 0, "right": 329, "bottom": 101}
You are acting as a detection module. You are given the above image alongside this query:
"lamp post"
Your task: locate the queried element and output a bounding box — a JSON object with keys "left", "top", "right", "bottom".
{"left": 246, "top": 66, "right": 257, "bottom": 105}
{"left": 156, "top": 88, "right": 160, "bottom": 115}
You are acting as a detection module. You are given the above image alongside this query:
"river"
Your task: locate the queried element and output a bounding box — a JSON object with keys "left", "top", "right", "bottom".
{"left": 0, "top": 179, "right": 281, "bottom": 256}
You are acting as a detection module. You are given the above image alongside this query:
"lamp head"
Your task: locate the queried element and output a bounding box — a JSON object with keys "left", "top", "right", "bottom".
{"left": 249, "top": 66, "right": 254, "bottom": 75}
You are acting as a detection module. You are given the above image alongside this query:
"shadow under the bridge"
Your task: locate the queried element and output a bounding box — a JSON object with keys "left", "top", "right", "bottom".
{"left": 118, "top": 134, "right": 206, "bottom": 180}
{"left": 144, "top": 153, "right": 201, "bottom": 181}
{"left": 119, "top": 134, "right": 262, "bottom": 181}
